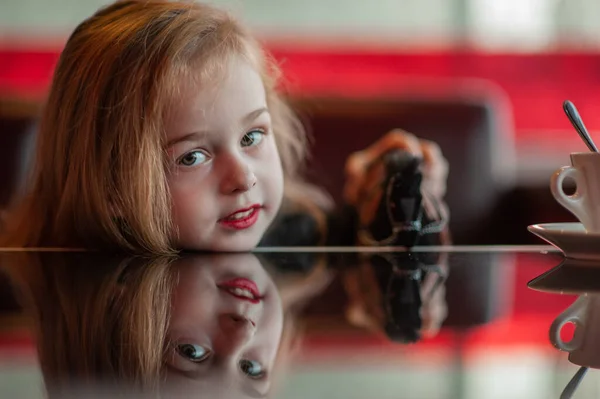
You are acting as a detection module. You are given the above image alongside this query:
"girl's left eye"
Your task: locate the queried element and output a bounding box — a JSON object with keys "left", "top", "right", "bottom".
{"left": 240, "top": 129, "right": 265, "bottom": 147}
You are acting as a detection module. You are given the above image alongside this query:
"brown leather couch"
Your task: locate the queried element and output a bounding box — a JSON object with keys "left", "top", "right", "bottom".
{"left": 0, "top": 85, "right": 515, "bottom": 245}
{"left": 0, "top": 98, "right": 38, "bottom": 209}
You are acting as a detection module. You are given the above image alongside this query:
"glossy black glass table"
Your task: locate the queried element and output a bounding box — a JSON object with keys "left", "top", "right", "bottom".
{"left": 0, "top": 246, "right": 597, "bottom": 399}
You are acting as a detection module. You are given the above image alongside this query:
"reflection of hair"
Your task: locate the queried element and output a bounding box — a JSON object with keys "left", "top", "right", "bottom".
{"left": 2, "top": 1, "right": 328, "bottom": 254}
{"left": 4, "top": 253, "right": 176, "bottom": 396}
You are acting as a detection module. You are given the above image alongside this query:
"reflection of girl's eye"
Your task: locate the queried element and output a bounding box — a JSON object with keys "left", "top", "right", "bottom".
{"left": 241, "top": 130, "right": 265, "bottom": 147}
{"left": 178, "top": 151, "right": 208, "bottom": 167}
{"left": 176, "top": 344, "right": 211, "bottom": 363}
{"left": 239, "top": 359, "right": 265, "bottom": 379}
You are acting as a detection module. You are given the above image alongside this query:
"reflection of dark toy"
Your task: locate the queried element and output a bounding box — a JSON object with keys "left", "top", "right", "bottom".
{"left": 358, "top": 150, "right": 446, "bottom": 247}
{"left": 370, "top": 253, "right": 446, "bottom": 344}
{"left": 372, "top": 254, "right": 423, "bottom": 343}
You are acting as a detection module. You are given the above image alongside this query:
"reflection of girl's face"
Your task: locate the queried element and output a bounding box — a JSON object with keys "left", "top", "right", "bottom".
{"left": 165, "top": 253, "right": 283, "bottom": 397}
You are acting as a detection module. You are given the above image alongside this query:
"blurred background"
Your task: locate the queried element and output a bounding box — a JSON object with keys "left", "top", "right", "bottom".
{"left": 2, "top": 0, "right": 600, "bottom": 244}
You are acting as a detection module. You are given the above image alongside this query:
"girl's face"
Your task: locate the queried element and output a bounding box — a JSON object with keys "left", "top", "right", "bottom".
{"left": 165, "top": 254, "right": 283, "bottom": 398}
{"left": 165, "top": 56, "right": 284, "bottom": 251}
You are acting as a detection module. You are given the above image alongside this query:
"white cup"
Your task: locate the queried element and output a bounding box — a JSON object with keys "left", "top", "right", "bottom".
{"left": 551, "top": 152, "right": 600, "bottom": 232}
{"left": 550, "top": 294, "right": 600, "bottom": 368}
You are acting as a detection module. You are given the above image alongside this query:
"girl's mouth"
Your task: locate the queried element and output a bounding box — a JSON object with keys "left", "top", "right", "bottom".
{"left": 219, "top": 205, "right": 261, "bottom": 230}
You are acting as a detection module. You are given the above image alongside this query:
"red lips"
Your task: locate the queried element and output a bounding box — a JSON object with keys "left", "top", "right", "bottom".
{"left": 218, "top": 204, "right": 261, "bottom": 230}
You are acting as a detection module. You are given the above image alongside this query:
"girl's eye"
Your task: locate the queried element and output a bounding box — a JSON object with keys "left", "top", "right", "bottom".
{"left": 176, "top": 343, "right": 211, "bottom": 363}
{"left": 239, "top": 359, "right": 265, "bottom": 379}
{"left": 178, "top": 151, "right": 208, "bottom": 167}
{"left": 241, "top": 129, "right": 265, "bottom": 147}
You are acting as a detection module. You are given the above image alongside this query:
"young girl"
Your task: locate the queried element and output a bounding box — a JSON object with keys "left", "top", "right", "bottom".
{"left": 2, "top": 1, "right": 449, "bottom": 254}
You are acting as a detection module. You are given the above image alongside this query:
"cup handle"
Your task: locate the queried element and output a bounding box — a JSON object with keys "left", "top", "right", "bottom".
{"left": 550, "top": 166, "right": 588, "bottom": 224}
{"left": 550, "top": 296, "right": 587, "bottom": 352}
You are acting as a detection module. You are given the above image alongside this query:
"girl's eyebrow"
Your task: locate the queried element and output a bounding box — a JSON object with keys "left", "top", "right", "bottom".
{"left": 166, "top": 130, "right": 209, "bottom": 148}
{"left": 165, "top": 107, "right": 269, "bottom": 148}
{"left": 242, "top": 107, "right": 269, "bottom": 126}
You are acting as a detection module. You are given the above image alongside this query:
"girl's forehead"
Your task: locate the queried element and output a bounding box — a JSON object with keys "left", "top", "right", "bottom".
{"left": 165, "top": 58, "right": 267, "bottom": 129}
{"left": 180, "top": 50, "right": 260, "bottom": 86}
{"left": 169, "top": 55, "right": 265, "bottom": 105}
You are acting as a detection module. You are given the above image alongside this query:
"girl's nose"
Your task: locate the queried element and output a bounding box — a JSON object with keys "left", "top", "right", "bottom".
{"left": 219, "top": 155, "right": 257, "bottom": 194}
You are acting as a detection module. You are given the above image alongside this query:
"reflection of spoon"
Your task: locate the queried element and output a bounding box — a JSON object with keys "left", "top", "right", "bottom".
{"left": 560, "top": 366, "right": 588, "bottom": 399}
{"left": 563, "top": 100, "right": 599, "bottom": 152}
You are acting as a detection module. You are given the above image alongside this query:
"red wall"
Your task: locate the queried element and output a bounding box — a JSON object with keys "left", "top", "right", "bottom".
{"left": 3, "top": 46, "right": 600, "bottom": 144}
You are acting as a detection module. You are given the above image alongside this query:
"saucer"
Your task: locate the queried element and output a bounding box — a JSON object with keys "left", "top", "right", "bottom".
{"left": 528, "top": 223, "right": 600, "bottom": 261}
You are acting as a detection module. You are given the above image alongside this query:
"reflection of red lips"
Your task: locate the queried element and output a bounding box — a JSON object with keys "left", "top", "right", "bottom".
{"left": 218, "top": 278, "right": 263, "bottom": 304}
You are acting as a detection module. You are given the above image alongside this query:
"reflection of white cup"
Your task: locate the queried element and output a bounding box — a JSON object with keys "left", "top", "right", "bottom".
{"left": 551, "top": 153, "right": 600, "bottom": 232}
{"left": 550, "top": 295, "right": 600, "bottom": 368}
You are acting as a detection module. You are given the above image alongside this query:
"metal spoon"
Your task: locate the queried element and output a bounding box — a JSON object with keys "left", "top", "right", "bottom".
{"left": 560, "top": 366, "right": 588, "bottom": 399}
{"left": 563, "top": 100, "right": 598, "bottom": 152}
